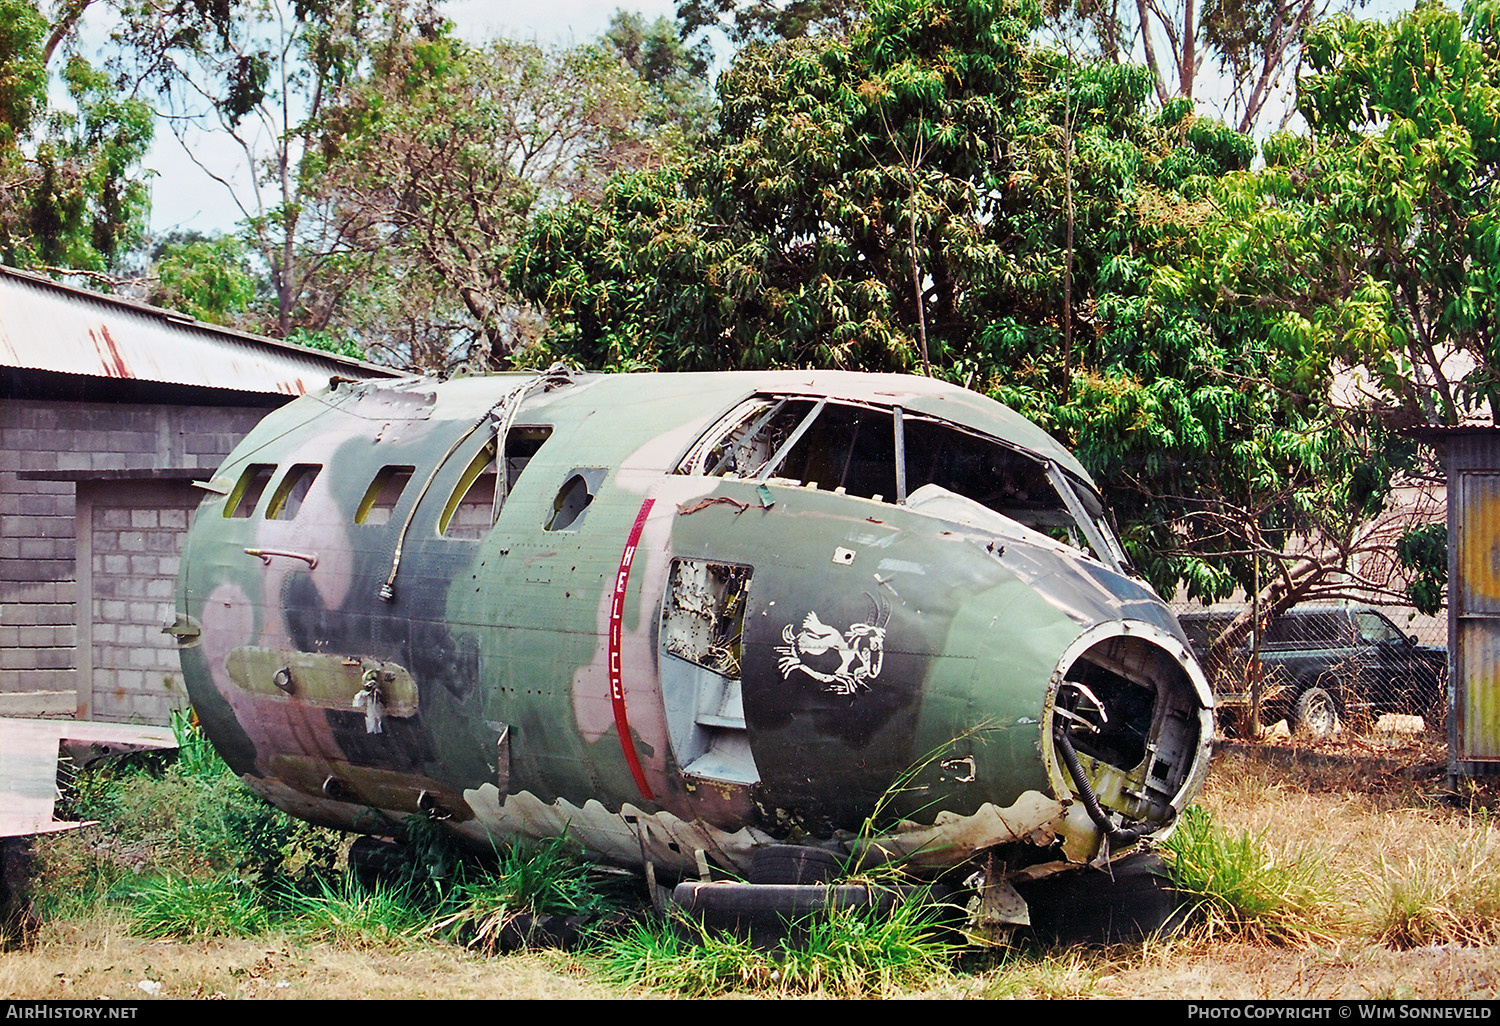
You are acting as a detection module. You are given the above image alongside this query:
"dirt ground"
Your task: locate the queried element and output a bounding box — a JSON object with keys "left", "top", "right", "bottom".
{"left": 6, "top": 726, "right": 1500, "bottom": 1000}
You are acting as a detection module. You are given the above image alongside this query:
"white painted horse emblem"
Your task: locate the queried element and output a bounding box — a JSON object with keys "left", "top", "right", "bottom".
{"left": 776, "top": 609, "right": 887, "bottom": 695}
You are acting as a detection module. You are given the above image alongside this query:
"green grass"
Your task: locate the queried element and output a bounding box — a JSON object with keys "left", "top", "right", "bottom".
{"left": 1158, "top": 805, "right": 1335, "bottom": 946}
{"left": 596, "top": 894, "right": 956, "bottom": 997}
{"left": 275, "top": 875, "right": 429, "bottom": 950}
{"left": 429, "top": 835, "right": 624, "bottom": 953}
{"left": 125, "top": 875, "right": 273, "bottom": 939}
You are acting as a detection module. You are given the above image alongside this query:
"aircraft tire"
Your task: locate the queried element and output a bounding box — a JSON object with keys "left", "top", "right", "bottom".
{"left": 348, "top": 835, "right": 408, "bottom": 888}
{"left": 747, "top": 844, "right": 842, "bottom": 885}
{"left": 668, "top": 881, "right": 909, "bottom": 947}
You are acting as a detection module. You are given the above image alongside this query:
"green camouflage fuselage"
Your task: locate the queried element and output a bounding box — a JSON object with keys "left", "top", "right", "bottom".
{"left": 176, "top": 370, "right": 1213, "bottom": 876}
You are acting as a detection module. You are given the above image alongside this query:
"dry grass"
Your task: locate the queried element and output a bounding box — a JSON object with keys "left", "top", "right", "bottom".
{"left": 11, "top": 732, "right": 1500, "bottom": 999}
{"left": 0, "top": 917, "right": 613, "bottom": 1000}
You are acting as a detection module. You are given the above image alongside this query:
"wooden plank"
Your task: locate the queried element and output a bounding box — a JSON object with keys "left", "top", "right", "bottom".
{"left": 0, "top": 717, "right": 176, "bottom": 838}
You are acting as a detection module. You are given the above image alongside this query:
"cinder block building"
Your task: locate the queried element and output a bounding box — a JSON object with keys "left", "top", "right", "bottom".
{"left": 0, "top": 265, "right": 397, "bottom": 723}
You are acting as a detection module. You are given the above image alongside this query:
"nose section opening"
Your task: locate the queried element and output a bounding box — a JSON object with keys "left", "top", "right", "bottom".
{"left": 1045, "top": 622, "right": 1213, "bottom": 846}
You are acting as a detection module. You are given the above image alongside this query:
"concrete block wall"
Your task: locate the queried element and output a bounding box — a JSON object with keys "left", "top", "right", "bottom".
{"left": 78, "top": 480, "right": 197, "bottom": 723}
{"left": 0, "top": 407, "right": 76, "bottom": 696}
{"left": 0, "top": 397, "right": 267, "bottom": 720}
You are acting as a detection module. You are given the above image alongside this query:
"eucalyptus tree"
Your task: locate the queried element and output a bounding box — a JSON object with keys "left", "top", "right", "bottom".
{"left": 305, "top": 28, "right": 671, "bottom": 372}
{"left": 1047, "top": 0, "right": 1362, "bottom": 134}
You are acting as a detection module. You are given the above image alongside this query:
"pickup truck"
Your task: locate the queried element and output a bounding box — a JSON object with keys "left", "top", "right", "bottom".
{"left": 1177, "top": 606, "right": 1447, "bottom": 737}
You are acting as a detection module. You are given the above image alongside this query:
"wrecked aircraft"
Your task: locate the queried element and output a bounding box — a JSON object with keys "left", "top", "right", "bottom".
{"left": 172, "top": 368, "right": 1214, "bottom": 925}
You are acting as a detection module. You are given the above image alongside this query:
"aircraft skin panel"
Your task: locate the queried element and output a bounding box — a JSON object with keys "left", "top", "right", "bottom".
{"left": 176, "top": 370, "right": 1213, "bottom": 878}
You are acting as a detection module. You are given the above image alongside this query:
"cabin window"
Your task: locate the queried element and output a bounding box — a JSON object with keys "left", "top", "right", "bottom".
{"left": 356, "top": 465, "right": 415, "bottom": 525}
{"left": 505, "top": 426, "right": 552, "bottom": 492}
{"left": 225, "top": 464, "right": 276, "bottom": 519}
{"left": 1264, "top": 612, "right": 1349, "bottom": 648}
{"left": 439, "top": 443, "right": 497, "bottom": 539}
{"left": 435, "top": 425, "right": 553, "bottom": 540}
{"left": 265, "top": 464, "right": 321, "bottom": 520}
{"left": 546, "top": 468, "right": 606, "bottom": 531}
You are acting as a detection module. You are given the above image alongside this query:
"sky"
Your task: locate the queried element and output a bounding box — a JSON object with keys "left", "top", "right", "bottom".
{"left": 140, "top": 0, "right": 1426, "bottom": 238}
{"left": 146, "top": 1, "right": 678, "bottom": 236}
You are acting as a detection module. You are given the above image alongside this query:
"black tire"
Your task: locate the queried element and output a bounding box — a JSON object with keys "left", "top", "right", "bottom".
{"left": 669, "top": 881, "right": 908, "bottom": 948}
{"left": 348, "top": 835, "right": 407, "bottom": 889}
{"left": 748, "top": 844, "right": 842, "bottom": 885}
{"left": 1293, "top": 687, "right": 1340, "bottom": 738}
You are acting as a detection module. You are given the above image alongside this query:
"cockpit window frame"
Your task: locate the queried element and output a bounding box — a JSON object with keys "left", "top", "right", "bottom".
{"left": 676, "top": 391, "right": 1129, "bottom": 574}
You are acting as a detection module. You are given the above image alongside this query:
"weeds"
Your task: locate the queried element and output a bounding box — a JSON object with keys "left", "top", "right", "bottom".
{"left": 1366, "top": 824, "right": 1500, "bottom": 948}
{"left": 1159, "top": 805, "right": 1335, "bottom": 947}
{"left": 975, "top": 947, "right": 1111, "bottom": 999}
{"left": 275, "top": 875, "right": 428, "bottom": 950}
{"left": 126, "top": 875, "right": 272, "bottom": 939}
{"left": 40, "top": 715, "right": 346, "bottom": 906}
{"left": 429, "top": 836, "right": 621, "bottom": 954}
{"left": 168, "top": 709, "right": 224, "bottom": 781}
{"left": 597, "top": 894, "right": 955, "bottom": 997}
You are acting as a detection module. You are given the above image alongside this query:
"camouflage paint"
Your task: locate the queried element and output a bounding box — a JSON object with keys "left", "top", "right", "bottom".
{"left": 176, "top": 370, "right": 1213, "bottom": 879}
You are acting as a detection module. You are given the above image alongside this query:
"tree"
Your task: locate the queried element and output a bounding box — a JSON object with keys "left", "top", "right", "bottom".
{"left": 109, "top": 0, "right": 434, "bottom": 338}
{"left": 1175, "top": 0, "right": 1500, "bottom": 429}
{"left": 305, "top": 27, "right": 672, "bottom": 371}
{"left": 513, "top": 0, "right": 1410, "bottom": 634}
{"left": 675, "top": 0, "right": 866, "bottom": 47}
{"left": 604, "top": 8, "right": 716, "bottom": 141}
{"left": 515, "top": 0, "right": 1044, "bottom": 372}
{"left": 0, "top": 0, "right": 153, "bottom": 271}
{"left": 1048, "top": 0, "right": 1362, "bottom": 134}
{"left": 148, "top": 230, "right": 256, "bottom": 324}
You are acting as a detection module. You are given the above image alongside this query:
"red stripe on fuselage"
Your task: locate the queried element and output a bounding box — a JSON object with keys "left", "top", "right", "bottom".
{"left": 609, "top": 498, "right": 656, "bottom": 801}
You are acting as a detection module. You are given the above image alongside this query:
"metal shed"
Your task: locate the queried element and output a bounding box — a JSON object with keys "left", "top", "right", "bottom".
{"left": 1412, "top": 426, "right": 1500, "bottom": 782}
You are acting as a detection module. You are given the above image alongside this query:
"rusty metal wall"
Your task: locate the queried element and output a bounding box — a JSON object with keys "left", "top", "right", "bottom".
{"left": 1449, "top": 437, "right": 1500, "bottom": 770}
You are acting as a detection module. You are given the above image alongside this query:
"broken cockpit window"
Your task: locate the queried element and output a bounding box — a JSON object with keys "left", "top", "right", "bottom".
{"left": 505, "top": 427, "right": 552, "bottom": 493}
{"left": 676, "top": 395, "right": 1125, "bottom": 568}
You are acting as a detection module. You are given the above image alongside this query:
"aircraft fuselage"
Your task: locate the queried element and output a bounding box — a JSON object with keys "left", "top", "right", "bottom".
{"left": 175, "top": 370, "right": 1213, "bottom": 879}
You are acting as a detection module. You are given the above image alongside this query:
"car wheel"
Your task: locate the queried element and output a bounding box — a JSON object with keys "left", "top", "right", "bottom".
{"left": 1293, "top": 687, "right": 1340, "bottom": 738}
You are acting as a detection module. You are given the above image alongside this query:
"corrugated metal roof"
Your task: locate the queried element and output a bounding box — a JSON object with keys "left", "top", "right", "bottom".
{"left": 0, "top": 264, "right": 400, "bottom": 394}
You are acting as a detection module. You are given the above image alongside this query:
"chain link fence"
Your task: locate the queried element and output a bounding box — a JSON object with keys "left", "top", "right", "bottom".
{"left": 1172, "top": 601, "right": 1448, "bottom": 738}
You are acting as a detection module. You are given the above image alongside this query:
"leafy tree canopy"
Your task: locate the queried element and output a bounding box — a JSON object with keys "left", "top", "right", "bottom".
{"left": 512, "top": 0, "right": 1408, "bottom": 616}
{"left": 0, "top": 0, "right": 153, "bottom": 271}
{"left": 1166, "top": 0, "right": 1500, "bottom": 428}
